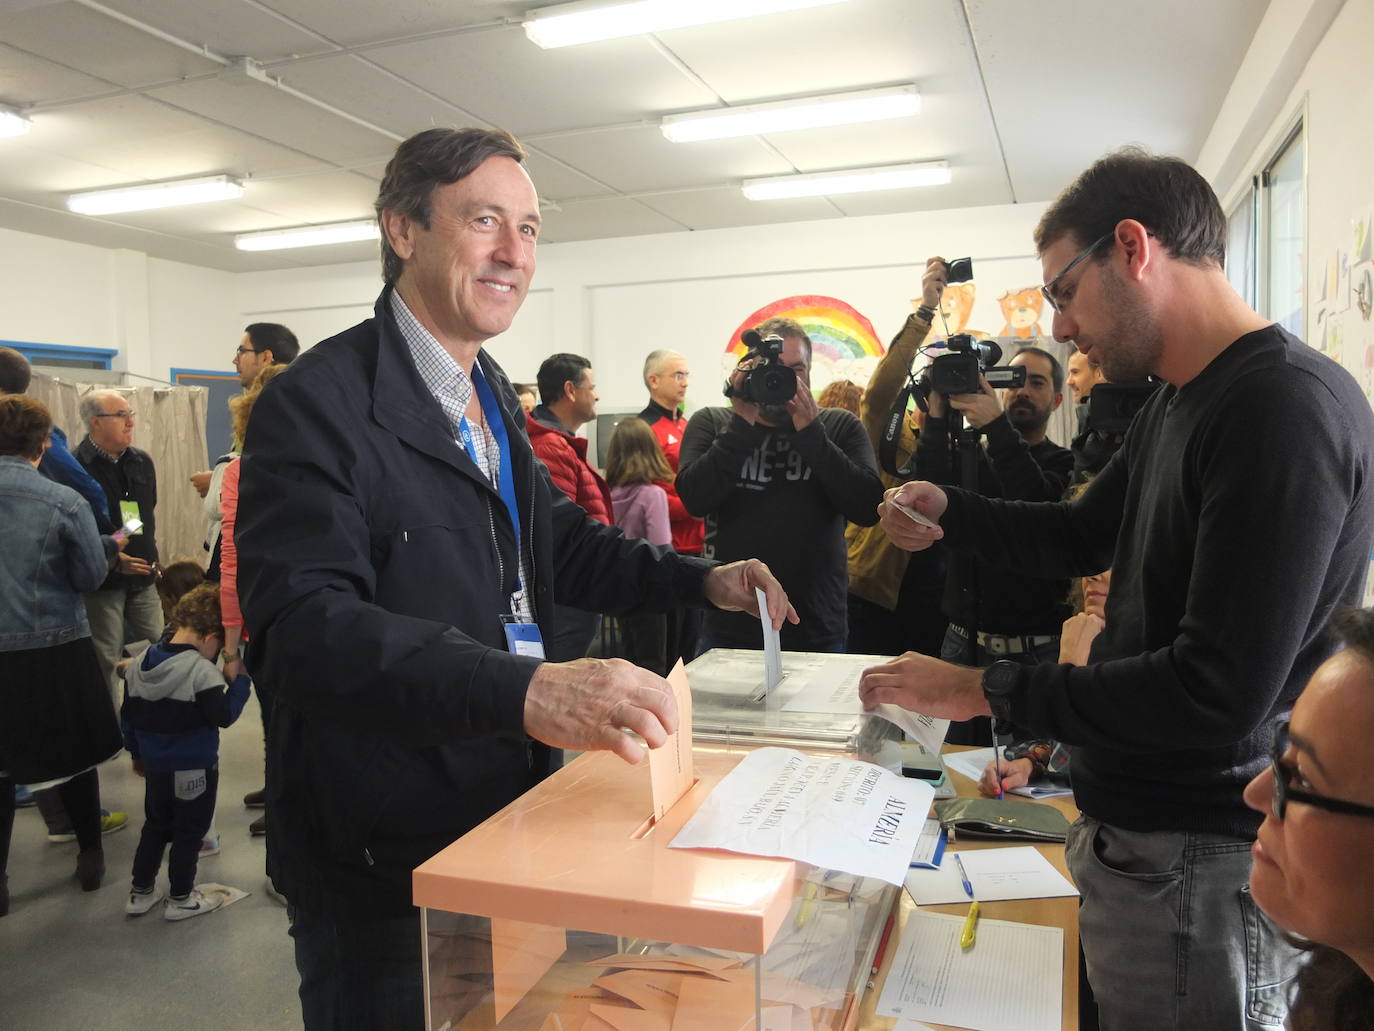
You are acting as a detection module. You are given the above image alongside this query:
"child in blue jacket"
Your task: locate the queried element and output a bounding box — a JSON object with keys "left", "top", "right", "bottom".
{"left": 120, "top": 584, "right": 249, "bottom": 921}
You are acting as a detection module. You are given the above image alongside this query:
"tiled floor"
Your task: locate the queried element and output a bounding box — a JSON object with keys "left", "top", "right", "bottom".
{"left": 0, "top": 694, "right": 303, "bottom": 1030}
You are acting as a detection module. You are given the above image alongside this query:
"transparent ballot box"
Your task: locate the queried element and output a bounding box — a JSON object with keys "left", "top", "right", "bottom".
{"left": 686, "top": 649, "right": 899, "bottom": 759}
{"left": 414, "top": 748, "right": 897, "bottom": 1031}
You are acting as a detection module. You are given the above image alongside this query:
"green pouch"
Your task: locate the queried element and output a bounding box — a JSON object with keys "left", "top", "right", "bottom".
{"left": 934, "top": 796, "right": 1070, "bottom": 843}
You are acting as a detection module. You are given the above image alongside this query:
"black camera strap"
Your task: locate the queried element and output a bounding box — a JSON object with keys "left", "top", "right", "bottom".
{"left": 879, "top": 377, "right": 918, "bottom": 478}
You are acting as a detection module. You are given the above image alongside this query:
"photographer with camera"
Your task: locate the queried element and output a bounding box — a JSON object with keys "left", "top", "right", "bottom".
{"left": 1066, "top": 351, "right": 1158, "bottom": 486}
{"left": 677, "top": 317, "right": 883, "bottom": 653}
{"left": 915, "top": 335, "right": 1072, "bottom": 743}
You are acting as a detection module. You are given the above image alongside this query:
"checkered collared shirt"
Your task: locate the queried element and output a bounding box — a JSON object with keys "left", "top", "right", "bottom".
{"left": 390, "top": 291, "right": 533, "bottom": 623}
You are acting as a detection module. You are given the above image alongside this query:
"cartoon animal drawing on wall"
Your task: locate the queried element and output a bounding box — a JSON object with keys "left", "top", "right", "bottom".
{"left": 923, "top": 281, "right": 978, "bottom": 340}
{"left": 998, "top": 287, "right": 1045, "bottom": 339}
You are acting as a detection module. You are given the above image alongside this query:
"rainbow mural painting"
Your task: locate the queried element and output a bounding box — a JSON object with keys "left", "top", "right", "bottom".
{"left": 724, "top": 295, "right": 885, "bottom": 393}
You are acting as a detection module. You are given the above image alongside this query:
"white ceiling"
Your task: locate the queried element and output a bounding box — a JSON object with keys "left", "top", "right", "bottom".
{"left": 0, "top": 0, "right": 1268, "bottom": 272}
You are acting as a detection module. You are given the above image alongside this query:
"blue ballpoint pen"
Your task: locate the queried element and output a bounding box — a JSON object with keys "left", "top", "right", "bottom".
{"left": 953, "top": 853, "right": 974, "bottom": 899}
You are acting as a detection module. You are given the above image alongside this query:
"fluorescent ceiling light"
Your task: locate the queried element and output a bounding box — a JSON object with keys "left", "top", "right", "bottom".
{"left": 0, "top": 106, "right": 30, "bottom": 138}
{"left": 662, "top": 85, "right": 919, "bottom": 143}
{"left": 524, "top": 0, "right": 850, "bottom": 49}
{"left": 742, "top": 162, "right": 951, "bottom": 200}
{"left": 236, "top": 220, "right": 380, "bottom": 252}
{"left": 67, "top": 175, "right": 244, "bottom": 215}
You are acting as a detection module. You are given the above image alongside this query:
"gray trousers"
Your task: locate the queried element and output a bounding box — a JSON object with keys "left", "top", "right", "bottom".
{"left": 84, "top": 584, "right": 164, "bottom": 704}
{"left": 1066, "top": 815, "right": 1301, "bottom": 1031}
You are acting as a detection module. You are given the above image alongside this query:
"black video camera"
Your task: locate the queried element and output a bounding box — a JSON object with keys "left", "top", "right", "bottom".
{"left": 1087, "top": 381, "right": 1158, "bottom": 435}
{"left": 724, "top": 329, "right": 798, "bottom": 406}
{"left": 913, "top": 335, "right": 1026, "bottom": 412}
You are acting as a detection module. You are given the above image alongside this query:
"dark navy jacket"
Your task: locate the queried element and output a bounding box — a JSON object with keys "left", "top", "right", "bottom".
{"left": 236, "top": 287, "right": 713, "bottom": 917}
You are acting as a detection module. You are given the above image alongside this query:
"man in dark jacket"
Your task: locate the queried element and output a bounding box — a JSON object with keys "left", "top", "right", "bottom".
{"left": 677, "top": 317, "right": 884, "bottom": 653}
{"left": 914, "top": 345, "right": 1073, "bottom": 743}
{"left": 75, "top": 389, "right": 161, "bottom": 702}
{"left": 235, "top": 127, "right": 793, "bottom": 1031}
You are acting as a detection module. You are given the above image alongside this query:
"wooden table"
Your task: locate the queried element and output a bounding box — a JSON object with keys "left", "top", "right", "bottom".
{"left": 857, "top": 747, "right": 1081, "bottom": 1031}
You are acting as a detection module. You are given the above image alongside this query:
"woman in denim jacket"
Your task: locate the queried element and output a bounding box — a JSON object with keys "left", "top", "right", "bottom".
{"left": 0, "top": 395, "right": 122, "bottom": 913}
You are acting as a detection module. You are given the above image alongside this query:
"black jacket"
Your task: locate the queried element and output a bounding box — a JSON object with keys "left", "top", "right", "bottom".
{"left": 915, "top": 412, "right": 1073, "bottom": 635}
{"left": 74, "top": 438, "right": 158, "bottom": 591}
{"left": 676, "top": 406, "right": 882, "bottom": 650}
{"left": 236, "top": 288, "right": 712, "bottom": 916}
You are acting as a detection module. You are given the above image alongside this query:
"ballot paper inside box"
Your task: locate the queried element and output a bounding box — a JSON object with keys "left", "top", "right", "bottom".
{"left": 686, "top": 649, "right": 904, "bottom": 760}
{"left": 414, "top": 748, "right": 897, "bottom": 1031}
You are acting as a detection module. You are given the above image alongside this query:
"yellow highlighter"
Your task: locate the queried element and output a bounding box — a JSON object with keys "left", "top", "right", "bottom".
{"left": 960, "top": 900, "right": 981, "bottom": 950}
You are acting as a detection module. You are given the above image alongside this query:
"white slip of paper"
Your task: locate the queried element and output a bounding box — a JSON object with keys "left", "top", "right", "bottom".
{"left": 876, "top": 910, "right": 1063, "bottom": 1031}
{"left": 905, "top": 846, "right": 1080, "bottom": 906}
{"left": 670, "top": 747, "right": 935, "bottom": 886}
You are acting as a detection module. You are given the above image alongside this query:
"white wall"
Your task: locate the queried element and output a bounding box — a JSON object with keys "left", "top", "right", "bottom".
{"left": 229, "top": 200, "right": 1051, "bottom": 421}
{"left": 1200, "top": 0, "right": 1374, "bottom": 394}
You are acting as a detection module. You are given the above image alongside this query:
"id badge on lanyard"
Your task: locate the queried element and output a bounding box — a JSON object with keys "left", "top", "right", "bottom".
{"left": 502, "top": 616, "right": 545, "bottom": 659}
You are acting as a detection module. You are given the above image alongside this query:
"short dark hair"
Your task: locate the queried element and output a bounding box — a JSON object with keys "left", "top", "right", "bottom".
{"left": 244, "top": 323, "right": 299, "bottom": 365}
{"left": 0, "top": 346, "right": 31, "bottom": 395}
{"left": 1014, "top": 346, "right": 1065, "bottom": 394}
{"left": 536, "top": 353, "right": 591, "bottom": 406}
{"left": 0, "top": 394, "right": 52, "bottom": 459}
{"left": 1330, "top": 607, "right": 1374, "bottom": 665}
{"left": 755, "top": 317, "right": 812, "bottom": 365}
{"left": 170, "top": 583, "right": 224, "bottom": 639}
{"left": 375, "top": 127, "right": 526, "bottom": 286}
{"left": 1034, "top": 146, "right": 1226, "bottom": 269}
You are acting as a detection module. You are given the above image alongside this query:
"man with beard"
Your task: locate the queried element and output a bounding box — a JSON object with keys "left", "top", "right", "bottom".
{"left": 912, "top": 345, "right": 1072, "bottom": 743}
{"left": 677, "top": 317, "right": 883, "bottom": 653}
{"left": 861, "top": 147, "right": 1374, "bottom": 1029}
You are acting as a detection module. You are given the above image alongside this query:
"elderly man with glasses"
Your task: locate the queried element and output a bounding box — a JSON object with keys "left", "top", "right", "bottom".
{"left": 863, "top": 147, "right": 1374, "bottom": 1029}
{"left": 75, "top": 390, "right": 162, "bottom": 703}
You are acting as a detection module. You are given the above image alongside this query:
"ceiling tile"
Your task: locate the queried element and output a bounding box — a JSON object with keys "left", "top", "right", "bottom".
{"left": 0, "top": 1, "right": 222, "bottom": 88}
{"left": 144, "top": 77, "right": 399, "bottom": 165}
{"left": 534, "top": 126, "right": 791, "bottom": 195}
{"left": 535, "top": 196, "right": 686, "bottom": 243}
{"left": 365, "top": 29, "right": 717, "bottom": 136}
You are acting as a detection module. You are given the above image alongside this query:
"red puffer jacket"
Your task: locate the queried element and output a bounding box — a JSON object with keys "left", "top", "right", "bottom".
{"left": 525, "top": 412, "right": 614, "bottom": 525}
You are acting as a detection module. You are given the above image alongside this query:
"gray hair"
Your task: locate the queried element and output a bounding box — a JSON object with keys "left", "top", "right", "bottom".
{"left": 79, "top": 389, "right": 124, "bottom": 427}
{"left": 642, "top": 349, "right": 684, "bottom": 389}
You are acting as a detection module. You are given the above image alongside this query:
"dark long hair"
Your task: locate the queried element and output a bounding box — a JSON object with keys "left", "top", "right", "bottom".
{"left": 1288, "top": 945, "right": 1374, "bottom": 1031}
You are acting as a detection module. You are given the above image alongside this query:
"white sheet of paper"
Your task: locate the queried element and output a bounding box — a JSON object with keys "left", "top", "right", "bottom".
{"left": 904, "top": 846, "right": 1079, "bottom": 906}
{"left": 876, "top": 910, "right": 1063, "bottom": 1031}
{"left": 670, "top": 747, "right": 935, "bottom": 885}
{"left": 757, "top": 586, "right": 783, "bottom": 696}
{"left": 942, "top": 746, "right": 1073, "bottom": 798}
{"left": 648, "top": 660, "right": 695, "bottom": 821}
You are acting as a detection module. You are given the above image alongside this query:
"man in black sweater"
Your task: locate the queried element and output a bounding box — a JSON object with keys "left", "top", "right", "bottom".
{"left": 915, "top": 345, "right": 1072, "bottom": 743}
{"left": 677, "top": 317, "right": 884, "bottom": 652}
{"left": 861, "top": 148, "right": 1374, "bottom": 1029}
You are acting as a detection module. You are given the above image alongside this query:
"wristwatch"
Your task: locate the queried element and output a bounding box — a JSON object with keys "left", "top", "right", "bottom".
{"left": 982, "top": 659, "right": 1021, "bottom": 734}
{"left": 221, "top": 649, "right": 239, "bottom": 664}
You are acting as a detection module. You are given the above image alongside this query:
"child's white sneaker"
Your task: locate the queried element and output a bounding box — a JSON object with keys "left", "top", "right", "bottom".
{"left": 199, "top": 834, "right": 221, "bottom": 857}
{"left": 125, "top": 886, "right": 164, "bottom": 916}
{"left": 163, "top": 888, "right": 223, "bottom": 922}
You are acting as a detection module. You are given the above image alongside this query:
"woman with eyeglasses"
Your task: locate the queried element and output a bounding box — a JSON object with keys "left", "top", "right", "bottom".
{"left": 1243, "top": 607, "right": 1374, "bottom": 1030}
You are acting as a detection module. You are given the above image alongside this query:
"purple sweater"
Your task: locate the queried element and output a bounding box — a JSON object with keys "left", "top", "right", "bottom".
{"left": 610, "top": 482, "right": 671, "bottom": 547}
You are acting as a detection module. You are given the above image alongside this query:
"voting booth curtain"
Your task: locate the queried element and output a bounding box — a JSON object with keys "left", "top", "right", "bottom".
{"left": 27, "top": 372, "right": 211, "bottom": 568}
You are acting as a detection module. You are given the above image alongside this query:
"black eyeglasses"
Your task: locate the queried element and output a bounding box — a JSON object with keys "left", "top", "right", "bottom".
{"left": 1040, "top": 231, "right": 1114, "bottom": 314}
{"left": 235, "top": 346, "right": 261, "bottom": 357}
{"left": 93, "top": 410, "right": 135, "bottom": 421}
{"left": 1270, "top": 718, "right": 1374, "bottom": 820}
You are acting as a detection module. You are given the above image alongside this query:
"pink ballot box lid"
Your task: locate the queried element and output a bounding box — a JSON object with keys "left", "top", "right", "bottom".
{"left": 413, "top": 748, "right": 797, "bottom": 955}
